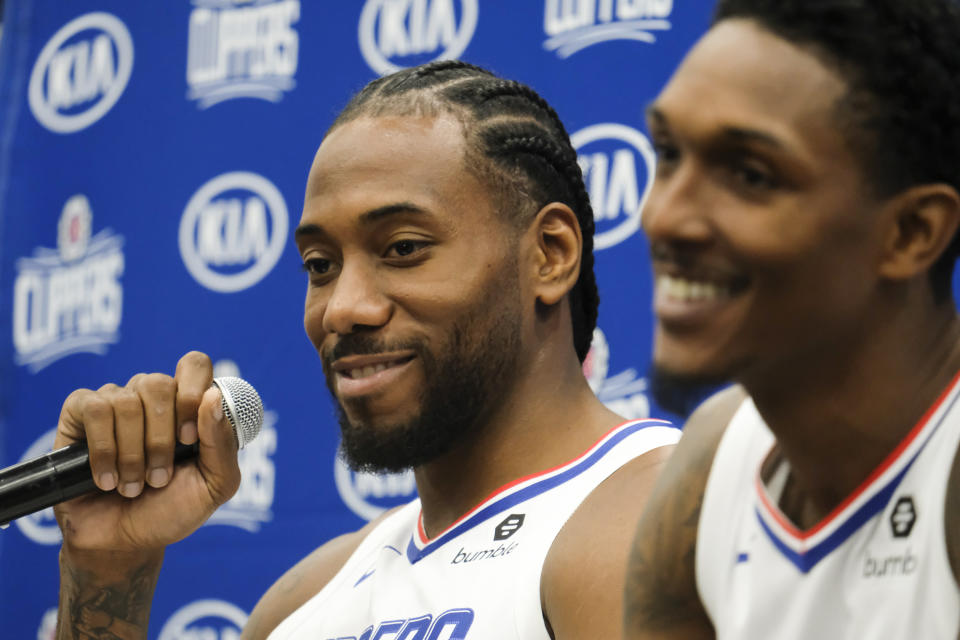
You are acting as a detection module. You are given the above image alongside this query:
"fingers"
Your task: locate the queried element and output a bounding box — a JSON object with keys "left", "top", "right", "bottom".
{"left": 196, "top": 386, "right": 242, "bottom": 506}
{"left": 174, "top": 351, "right": 214, "bottom": 445}
{"left": 55, "top": 351, "right": 218, "bottom": 497}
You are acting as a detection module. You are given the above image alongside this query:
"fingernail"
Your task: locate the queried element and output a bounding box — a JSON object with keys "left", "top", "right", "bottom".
{"left": 147, "top": 468, "right": 168, "bottom": 487}
{"left": 100, "top": 472, "right": 117, "bottom": 492}
{"left": 180, "top": 421, "right": 198, "bottom": 444}
{"left": 212, "top": 399, "right": 223, "bottom": 423}
{"left": 120, "top": 482, "right": 142, "bottom": 498}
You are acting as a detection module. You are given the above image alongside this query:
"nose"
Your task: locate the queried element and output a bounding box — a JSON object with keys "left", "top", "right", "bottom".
{"left": 320, "top": 261, "right": 392, "bottom": 336}
{"left": 641, "top": 161, "right": 713, "bottom": 246}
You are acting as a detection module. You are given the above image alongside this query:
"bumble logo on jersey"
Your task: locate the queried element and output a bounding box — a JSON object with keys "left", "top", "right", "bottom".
{"left": 583, "top": 327, "right": 651, "bottom": 419}
{"left": 358, "top": 0, "right": 478, "bottom": 76}
{"left": 543, "top": 0, "right": 673, "bottom": 58}
{"left": 157, "top": 599, "right": 248, "bottom": 640}
{"left": 12, "top": 195, "right": 124, "bottom": 372}
{"left": 571, "top": 123, "right": 655, "bottom": 250}
{"left": 179, "top": 171, "right": 289, "bottom": 293}
{"left": 28, "top": 12, "right": 134, "bottom": 133}
{"left": 186, "top": 0, "right": 300, "bottom": 108}
{"left": 334, "top": 455, "right": 418, "bottom": 521}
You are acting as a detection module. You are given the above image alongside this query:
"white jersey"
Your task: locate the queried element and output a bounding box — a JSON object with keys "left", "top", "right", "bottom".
{"left": 696, "top": 376, "right": 960, "bottom": 639}
{"left": 268, "top": 419, "right": 679, "bottom": 640}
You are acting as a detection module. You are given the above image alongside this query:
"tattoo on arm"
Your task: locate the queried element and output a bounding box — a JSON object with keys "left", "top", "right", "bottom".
{"left": 57, "top": 563, "right": 159, "bottom": 640}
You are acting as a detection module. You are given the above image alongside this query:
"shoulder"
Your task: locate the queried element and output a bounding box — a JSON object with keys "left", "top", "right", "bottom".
{"left": 621, "top": 385, "right": 747, "bottom": 640}
{"left": 541, "top": 438, "right": 674, "bottom": 639}
{"left": 241, "top": 506, "right": 404, "bottom": 640}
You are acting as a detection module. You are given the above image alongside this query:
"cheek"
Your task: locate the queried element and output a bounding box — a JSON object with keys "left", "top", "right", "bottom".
{"left": 303, "top": 293, "right": 327, "bottom": 348}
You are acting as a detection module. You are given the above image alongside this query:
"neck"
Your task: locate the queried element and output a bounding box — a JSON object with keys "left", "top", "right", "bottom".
{"left": 413, "top": 345, "right": 624, "bottom": 539}
{"left": 746, "top": 297, "right": 960, "bottom": 525}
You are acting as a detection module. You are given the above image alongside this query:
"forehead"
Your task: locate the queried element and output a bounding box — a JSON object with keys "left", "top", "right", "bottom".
{"left": 652, "top": 19, "right": 850, "bottom": 156}
{"left": 302, "top": 114, "right": 488, "bottom": 224}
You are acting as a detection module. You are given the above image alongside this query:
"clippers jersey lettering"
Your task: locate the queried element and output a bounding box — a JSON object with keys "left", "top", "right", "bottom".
{"left": 268, "top": 420, "right": 679, "bottom": 640}
{"left": 696, "top": 376, "right": 960, "bottom": 639}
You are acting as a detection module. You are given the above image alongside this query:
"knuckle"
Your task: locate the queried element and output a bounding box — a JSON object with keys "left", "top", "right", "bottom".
{"left": 89, "top": 440, "right": 116, "bottom": 458}
{"left": 141, "top": 373, "right": 176, "bottom": 399}
{"left": 178, "top": 350, "right": 212, "bottom": 373}
{"left": 116, "top": 452, "right": 144, "bottom": 470}
{"left": 112, "top": 389, "right": 143, "bottom": 420}
{"left": 82, "top": 396, "right": 113, "bottom": 423}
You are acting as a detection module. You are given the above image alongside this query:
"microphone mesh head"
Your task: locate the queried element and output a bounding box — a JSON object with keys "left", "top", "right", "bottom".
{"left": 212, "top": 377, "right": 263, "bottom": 449}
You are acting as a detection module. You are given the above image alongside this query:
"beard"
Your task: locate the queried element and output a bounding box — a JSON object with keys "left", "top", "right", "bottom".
{"left": 323, "top": 276, "right": 523, "bottom": 473}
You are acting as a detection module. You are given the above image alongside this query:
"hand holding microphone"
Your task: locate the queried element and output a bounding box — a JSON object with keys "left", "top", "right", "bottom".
{"left": 38, "top": 351, "right": 263, "bottom": 555}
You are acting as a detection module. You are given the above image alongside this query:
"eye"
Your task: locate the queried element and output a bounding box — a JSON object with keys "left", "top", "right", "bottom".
{"left": 301, "top": 257, "right": 334, "bottom": 277}
{"left": 732, "top": 161, "right": 778, "bottom": 191}
{"left": 385, "top": 239, "right": 430, "bottom": 259}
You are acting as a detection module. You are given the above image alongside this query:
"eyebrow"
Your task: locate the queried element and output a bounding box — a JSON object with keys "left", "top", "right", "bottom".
{"left": 294, "top": 202, "right": 430, "bottom": 241}
{"left": 645, "top": 104, "right": 786, "bottom": 151}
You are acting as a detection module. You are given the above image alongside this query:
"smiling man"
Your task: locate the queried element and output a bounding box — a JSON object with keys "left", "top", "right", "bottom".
{"left": 51, "top": 62, "right": 679, "bottom": 640}
{"left": 624, "top": 1, "right": 960, "bottom": 638}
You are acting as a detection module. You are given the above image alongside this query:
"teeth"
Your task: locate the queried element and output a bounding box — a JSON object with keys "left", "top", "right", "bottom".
{"left": 348, "top": 362, "right": 392, "bottom": 379}
{"left": 658, "top": 275, "right": 727, "bottom": 302}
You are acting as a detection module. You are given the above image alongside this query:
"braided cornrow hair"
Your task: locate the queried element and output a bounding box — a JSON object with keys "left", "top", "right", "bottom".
{"left": 329, "top": 61, "right": 599, "bottom": 361}
{"left": 714, "top": 0, "right": 960, "bottom": 302}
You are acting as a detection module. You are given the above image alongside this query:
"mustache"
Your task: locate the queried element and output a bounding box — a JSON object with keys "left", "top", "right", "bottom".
{"left": 322, "top": 334, "right": 424, "bottom": 364}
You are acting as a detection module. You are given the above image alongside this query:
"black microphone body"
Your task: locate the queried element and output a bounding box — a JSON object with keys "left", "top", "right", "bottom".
{"left": 0, "top": 376, "right": 263, "bottom": 528}
{"left": 0, "top": 441, "right": 198, "bottom": 526}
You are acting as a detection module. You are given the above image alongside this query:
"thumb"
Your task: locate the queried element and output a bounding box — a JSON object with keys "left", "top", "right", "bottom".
{"left": 195, "top": 385, "right": 241, "bottom": 507}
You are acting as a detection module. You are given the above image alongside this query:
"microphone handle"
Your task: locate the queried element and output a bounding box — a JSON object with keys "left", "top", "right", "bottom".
{"left": 0, "top": 441, "right": 198, "bottom": 527}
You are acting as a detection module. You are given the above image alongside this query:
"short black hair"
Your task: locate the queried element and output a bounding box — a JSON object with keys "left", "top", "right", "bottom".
{"left": 329, "top": 61, "right": 598, "bottom": 361}
{"left": 714, "top": 0, "right": 960, "bottom": 300}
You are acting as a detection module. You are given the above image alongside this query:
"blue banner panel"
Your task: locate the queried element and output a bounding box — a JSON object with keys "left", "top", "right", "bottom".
{"left": 0, "top": 1, "right": 717, "bottom": 637}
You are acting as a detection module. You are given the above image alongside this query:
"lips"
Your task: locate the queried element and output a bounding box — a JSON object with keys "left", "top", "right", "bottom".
{"left": 653, "top": 269, "right": 750, "bottom": 327}
{"left": 330, "top": 352, "right": 417, "bottom": 398}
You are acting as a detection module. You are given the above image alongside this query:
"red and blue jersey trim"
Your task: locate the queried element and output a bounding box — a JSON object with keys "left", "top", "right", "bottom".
{"left": 754, "top": 370, "right": 960, "bottom": 573}
{"left": 405, "top": 418, "right": 677, "bottom": 564}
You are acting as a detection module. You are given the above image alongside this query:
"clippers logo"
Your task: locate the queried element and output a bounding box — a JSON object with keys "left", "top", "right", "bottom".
{"left": 359, "top": 0, "right": 478, "bottom": 75}
{"left": 12, "top": 428, "right": 61, "bottom": 544}
{"left": 572, "top": 123, "right": 654, "bottom": 250}
{"left": 13, "top": 195, "right": 124, "bottom": 372}
{"left": 493, "top": 513, "right": 525, "bottom": 541}
{"left": 334, "top": 455, "right": 418, "bottom": 521}
{"left": 543, "top": 0, "right": 673, "bottom": 58}
{"left": 157, "top": 599, "right": 247, "bottom": 640}
{"left": 187, "top": 0, "right": 300, "bottom": 108}
{"left": 179, "top": 171, "right": 289, "bottom": 293}
{"left": 28, "top": 12, "right": 134, "bottom": 133}
{"left": 583, "top": 327, "right": 650, "bottom": 419}
{"left": 890, "top": 496, "right": 917, "bottom": 538}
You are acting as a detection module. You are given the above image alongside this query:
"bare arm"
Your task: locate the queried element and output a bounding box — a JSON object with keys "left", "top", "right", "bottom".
{"left": 54, "top": 352, "right": 243, "bottom": 639}
{"left": 622, "top": 386, "right": 746, "bottom": 640}
{"left": 541, "top": 444, "right": 675, "bottom": 640}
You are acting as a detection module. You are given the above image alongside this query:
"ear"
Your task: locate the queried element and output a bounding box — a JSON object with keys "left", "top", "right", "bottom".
{"left": 878, "top": 184, "right": 960, "bottom": 281}
{"left": 530, "top": 202, "right": 582, "bottom": 306}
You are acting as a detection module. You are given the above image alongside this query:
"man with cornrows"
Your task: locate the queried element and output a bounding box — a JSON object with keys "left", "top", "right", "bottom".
{"left": 52, "top": 61, "right": 679, "bottom": 639}
{"left": 624, "top": 0, "right": 960, "bottom": 638}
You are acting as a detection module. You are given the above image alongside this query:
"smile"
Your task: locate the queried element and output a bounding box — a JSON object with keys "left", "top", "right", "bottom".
{"left": 342, "top": 358, "right": 413, "bottom": 380}
{"left": 332, "top": 353, "right": 417, "bottom": 398}
{"left": 656, "top": 274, "right": 738, "bottom": 302}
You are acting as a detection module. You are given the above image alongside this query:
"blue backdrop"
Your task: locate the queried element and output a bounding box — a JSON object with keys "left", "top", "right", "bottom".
{"left": 0, "top": 1, "right": 716, "bottom": 637}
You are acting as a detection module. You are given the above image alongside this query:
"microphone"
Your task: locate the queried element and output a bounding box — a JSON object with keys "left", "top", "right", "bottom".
{"left": 0, "top": 376, "right": 263, "bottom": 527}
